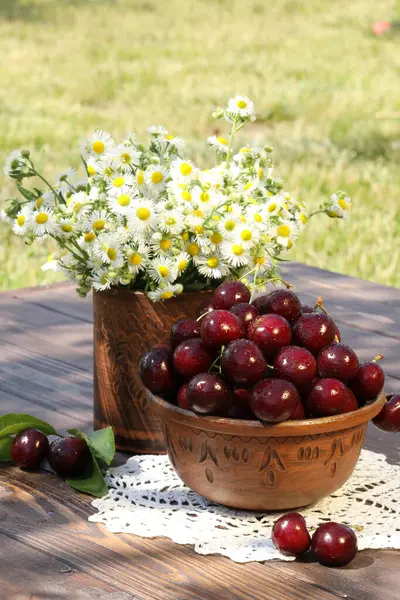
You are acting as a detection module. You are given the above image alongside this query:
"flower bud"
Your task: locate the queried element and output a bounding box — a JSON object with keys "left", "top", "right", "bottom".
{"left": 21, "top": 149, "right": 30, "bottom": 159}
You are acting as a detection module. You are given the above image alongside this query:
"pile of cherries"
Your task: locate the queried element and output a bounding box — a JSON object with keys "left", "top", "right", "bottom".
{"left": 11, "top": 429, "right": 90, "bottom": 475}
{"left": 140, "top": 281, "right": 399, "bottom": 428}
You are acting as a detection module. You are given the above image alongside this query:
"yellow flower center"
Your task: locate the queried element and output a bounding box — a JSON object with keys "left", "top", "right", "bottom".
{"left": 113, "top": 177, "right": 125, "bottom": 188}
{"left": 87, "top": 165, "right": 96, "bottom": 176}
{"left": 181, "top": 231, "right": 189, "bottom": 241}
{"left": 92, "top": 141, "right": 105, "bottom": 154}
{"left": 35, "top": 213, "right": 49, "bottom": 225}
{"left": 240, "top": 147, "right": 251, "bottom": 153}
{"left": 241, "top": 230, "right": 252, "bottom": 241}
{"left": 224, "top": 220, "right": 236, "bottom": 232}
{"left": 137, "top": 207, "right": 150, "bottom": 220}
{"left": 194, "top": 225, "right": 204, "bottom": 235}
{"left": 118, "top": 194, "right": 131, "bottom": 207}
{"left": 121, "top": 152, "right": 131, "bottom": 164}
{"left": 193, "top": 209, "right": 204, "bottom": 217}
{"left": 237, "top": 100, "right": 247, "bottom": 109}
{"left": 254, "top": 213, "right": 262, "bottom": 223}
{"left": 199, "top": 192, "right": 210, "bottom": 203}
{"left": 160, "top": 239, "right": 172, "bottom": 251}
{"left": 244, "top": 182, "right": 253, "bottom": 191}
{"left": 93, "top": 219, "right": 105, "bottom": 231}
{"left": 159, "top": 266, "right": 169, "bottom": 277}
{"left": 299, "top": 213, "right": 308, "bottom": 224}
{"left": 338, "top": 199, "right": 348, "bottom": 210}
{"left": 17, "top": 215, "right": 25, "bottom": 226}
{"left": 179, "top": 163, "right": 192, "bottom": 176}
{"left": 210, "top": 232, "right": 222, "bottom": 245}
{"left": 178, "top": 259, "right": 188, "bottom": 271}
{"left": 182, "top": 191, "right": 191, "bottom": 201}
{"left": 187, "top": 242, "right": 200, "bottom": 256}
{"left": 107, "top": 248, "right": 117, "bottom": 261}
{"left": 255, "top": 256, "right": 265, "bottom": 265}
{"left": 104, "top": 166, "right": 114, "bottom": 177}
{"left": 278, "top": 224, "right": 290, "bottom": 238}
{"left": 268, "top": 203, "right": 277, "bottom": 213}
{"left": 61, "top": 224, "right": 73, "bottom": 232}
{"left": 258, "top": 168, "right": 263, "bottom": 179}
{"left": 161, "top": 291, "right": 174, "bottom": 299}
{"left": 35, "top": 197, "right": 44, "bottom": 209}
{"left": 217, "top": 137, "right": 228, "bottom": 145}
{"left": 136, "top": 170, "right": 144, "bottom": 185}
{"left": 287, "top": 240, "right": 293, "bottom": 249}
{"left": 232, "top": 244, "right": 244, "bottom": 256}
{"left": 151, "top": 171, "right": 164, "bottom": 184}
{"left": 165, "top": 217, "right": 176, "bottom": 226}
{"left": 84, "top": 231, "right": 96, "bottom": 242}
{"left": 73, "top": 203, "right": 82, "bottom": 213}
{"left": 129, "top": 253, "right": 142, "bottom": 266}
{"left": 207, "top": 257, "right": 219, "bottom": 268}
{"left": 165, "top": 134, "right": 174, "bottom": 141}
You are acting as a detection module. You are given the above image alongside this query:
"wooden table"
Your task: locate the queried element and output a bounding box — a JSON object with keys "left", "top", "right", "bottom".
{"left": 0, "top": 263, "right": 399, "bottom": 600}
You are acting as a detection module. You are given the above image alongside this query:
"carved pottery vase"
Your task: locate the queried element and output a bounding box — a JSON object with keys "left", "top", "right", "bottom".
{"left": 93, "top": 288, "right": 212, "bottom": 453}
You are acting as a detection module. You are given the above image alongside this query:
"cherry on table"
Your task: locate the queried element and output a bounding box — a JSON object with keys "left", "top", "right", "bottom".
{"left": 48, "top": 437, "right": 91, "bottom": 477}
{"left": 221, "top": 339, "right": 267, "bottom": 386}
{"left": 307, "top": 378, "right": 348, "bottom": 417}
{"left": 318, "top": 344, "right": 359, "bottom": 382}
{"left": 293, "top": 313, "right": 336, "bottom": 356}
{"left": 173, "top": 338, "right": 215, "bottom": 380}
{"left": 248, "top": 313, "right": 292, "bottom": 359}
{"left": 257, "top": 289, "right": 301, "bottom": 323}
{"left": 229, "top": 302, "right": 259, "bottom": 330}
{"left": 311, "top": 522, "right": 358, "bottom": 567}
{"left": 273, "top": 346, "right": 317, "bottom": 391}
{"left": 170, "top": 318, "right": 200, "bottom": 349}
{"left": 200, "top": 309, "right": 245, "bottom": 349}
{"left": 139, "top": 347, "right": 177, "bottom": 394}
{"left": 272, "top": 512, "right": 311, "bottom": 556}
{"left": 350, "top": 359, "right": 385, "bottom": 402}
{"left": 250, "top": 378, "right": 300, "bottom": 423}
{"left": 372, "top": 393, "right": 400, "bottom": 432}
{"left": 11, "top": 429, "right": 49, "bottom": 470}
{"left": 211, "top": 281, "right": 250, "bottom": 310}
{"left": 186, "top": 373, "right": 233, "bottom": 415}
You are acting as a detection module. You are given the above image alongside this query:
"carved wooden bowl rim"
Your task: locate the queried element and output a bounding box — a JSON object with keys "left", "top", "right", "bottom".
{"left": 93, "top": 288, "right": 213, "bottom": 300}
{"left": 147, "top": 391, "right": 386, "bottom": 436}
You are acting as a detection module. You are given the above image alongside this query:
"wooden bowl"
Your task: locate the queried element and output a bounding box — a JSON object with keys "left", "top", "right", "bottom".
{"left": 147, "top": 391, "right": 386, "bottom": 510}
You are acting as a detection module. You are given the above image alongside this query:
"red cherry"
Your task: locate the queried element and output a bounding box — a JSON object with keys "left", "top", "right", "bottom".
{"left": 307, "top": 378, "right": 348, "bottom": 417}
{"left": 170, "top": 318, "right": 200, "bottom": 349}
{"left": 248, "top": 314, "right": 292, "bottom": 359}
{"left": 290, "top": 401, "right": 306, "bottom": 420}
{"left": 200, "top": 309, "right": 245, "bottom": 348}
{"left": 342, "top": 388, "right": 359, "bottom": 413}
{"left": 11, "top": 429, "right": 49, "bottom": 469}
{"left": 250, "top": 378, "right": 300, "bottom": 423}
{"left": 196, "top": 301, "right": 214, "bottom": 319}
{"left": 318, "top": 344, "right": 359, "bottom": 382}
{"left": 229, "top": 302, "right": 259, "bottom": 331}
{"left": 226, "top": 387, "right": 255, "bottom": 419}
{"left": 211, "top": 281, "right": 251, "bottom": 310}
{"left": 221, "top": 339, "right": 267, "bottom": 386}
{"left": 48, "top": 437, "right": 91, "bottom": 477}
{"left": 272, "top": 512, "right": 311, "bottom": 556}
{"left": 177, "top": 383, "right": 190, "bottom": 410}
{"left": 372, "top": 394, "right": 400, "bottom": 432}
{"left": 139, "top": 347, "right": 177, "bottom": 394}
{"left": 293, "top": 313, "right": 336, "bottom": 355}
{"left": 301, "top": 304, "right": 314, "bottom": 314}
{"left": 173, "top": 338, "right": 214, "bottom": 380}
{"left": 350, "top": 360, "right": 385, "bottom": 402}
{"left": 186, "top": 373, "right": 233, "bottom": 415}
{"left": 311, "top": 522, "right": 358, "bottom": 567}
{"left": 256, "top": 289, "right": 301, "bottom": 323}
{"left": 273, "top": 346, "right": 317, "bottom": 391}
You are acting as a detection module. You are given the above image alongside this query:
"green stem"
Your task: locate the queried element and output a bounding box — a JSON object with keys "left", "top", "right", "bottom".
{"left": 28, "top": 160, "right": 63, "bottom": 206}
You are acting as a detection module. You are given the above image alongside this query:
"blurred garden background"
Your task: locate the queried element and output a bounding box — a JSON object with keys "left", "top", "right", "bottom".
{"left": 0, "top": 0, "right": 399, "bottom": 290}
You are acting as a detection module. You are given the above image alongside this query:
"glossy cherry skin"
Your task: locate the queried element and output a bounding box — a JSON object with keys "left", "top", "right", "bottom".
{"left": 221, "top": 339, "right": 267, "bottom": 386}
{"left": 259, "top": 289, "right": 301, "bottom": 323}
{"left": 341, "top": 388, "right": 359, "bottom": 413}
{"left": 48, "top": 437, "right": 91, "bottom": 477}
{"left": 301, "top": 304, "right": 314, "bottom": 314}
{"left": 196, "top": 301, "right": 214, "bottom": 319}
{"left": 186, "top": 373, "right": 233, "bottom": 415}
{"left": 293, "top": 313, "right": 336, "bottom": 356}
{"left": 139, "top": 347, "right": 177, "bottom": 394}
{"left": 173, "top": 338, "right": 214, "bottom": 380}
{"left": 372, "top": 394, "right": 400, "bottom": 432}
{"left": 318, "top": 344, "right": 359, "bottom": 382}
{"left": 225, "top": 387, "right": 255, "bottom": 419}
{"left": 229, "top": 303, "right": 259, "bottom": 331}
{"left": 250, "top": 378, "right": 300, "bottom": 423}
{"left": 290, "top": 401, "right": 306, "bottom": 420}
{"left": 177, "top": 383, "right": 190, "bottom": 410}
{"left": 272, "top": 513, "right": 311, "bottom": 556}
{"left": 311, "top": 522, "right": 358, "bottom": 567}
{"left": 273, "top": 346, "right": 317, "bottom": 391}
{"left": 170, "top": 318, "right": 200, "bottom": 349}
{"left": 200, "top": 309, "right": 245, "bottom": 349}
{"left": 307, "top": 378, "right": 348, "bottom": 417}
{"left": 11, "top": 429, "right": 49, "bottom": 469}
{"left": 211, "top": 281, "right": 251, "bottom": 310}
{"left": 248, "top": 314, "right": 292, "bottom": 359}
{"left": 349, "top": 361, "right": 385, "bottom": 402}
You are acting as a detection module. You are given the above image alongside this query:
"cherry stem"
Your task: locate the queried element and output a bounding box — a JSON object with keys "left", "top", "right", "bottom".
{"left": 196, "top": 311, "right": 209, "bottom": 322}
{"left": 372, "top": 354, "right": 384, "bottom": 362}
{"left": 208, "top": 346, "right": 224, "bottom": 373}
{"left": 314, "top": 296, "right": 329, "bottom": 315}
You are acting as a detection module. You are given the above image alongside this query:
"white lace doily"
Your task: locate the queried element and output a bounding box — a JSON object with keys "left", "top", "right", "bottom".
{"left": 90, "top": 450, "right": 400, "bottom": 563}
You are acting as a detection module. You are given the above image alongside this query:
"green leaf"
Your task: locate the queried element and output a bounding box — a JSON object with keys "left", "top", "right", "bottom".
{"left": 0, "top": 437, "right": 13, "bottom": 462}
{"left": 0, "top": 414, "right": 58, "bottom": 438}
{"left": 66, "top": 454, "right": 108, "bottom": 498}
{"left": 68, "top": 427, "right": 115, "bottom": 467}
{"left": 16, "top": 183, "right": 37, "bottom": 202}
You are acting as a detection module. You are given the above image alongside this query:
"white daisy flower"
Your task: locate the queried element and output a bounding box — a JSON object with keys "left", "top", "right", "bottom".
{"left": 163, "top": 134, "right": 185, "bottom": 153}
{"left": 147, "top": 125, "right": 168, "bottom": 135}
{"left": 92, "top": 268, "right": 113, "bottom": 291}
{"left": 190, "top": 187, "right": 222, "bottom": 213}
{"left": 55, "top": 168, "right": 77, "bottom": 186}
{"left": 174, "top": 252, "right": 191, "bottom": 274}
{"left": 134, "top": 169, "right": 146, "bottom": 191}
{"left": 30, "top": 207, "right": 55, "bottom": 236}
{"left": 66, "top": 191, "right": 91, "bottom": 215}
{"left": 250, "top": 253, "right": 272, "bottom": 275}
{"left": 107, "top": 190, "right": 137, "bottom": 216}
{"left": 234, "top": 223, "right": 260, "bottom": 249}
{"left": 145, "top": 165, "right": 168, "bottom": 193}
{"left": 264, "top": 195, "right": 289, "bottom": 216}
{"left": 3, "top": 150, "right": 26, "bottom": 177}
{"left": 170, "top": 158, "right": 199, "bottom": 183}
{"left": 82, "top": 130, "right": 114, "bottom": 159}
{"left": 33, "top": 191, "right": 56, "bottom": 211}
{"left": 327, "top": 193, "right": 352, "bottom": 219}
{"left": 127, "top": 199, "right": 158, "bottom": 233}
{"left": 218, "top": 213, "right": 241, "bottom": 238}
{"left": 149, "top": 257, "right": 178, "bottom": 284}
{"left": 84, "top": 209, "right": 112, "bottom": 233}
{"left": 110, "top": 143, "right": 141, "bottom": 173}
{"left": 148, "top": 283, "right": 183, "bottom": 302}
{"left": 270, "top": 220, "right": 299, "bottom": 248}
{"left": 245, "top": 204, "right": 267, "bottom": 228}
{"left": 58, "top": 217, "right": 77, "bottom": 238}
{"left": 207, "top": 230, "right": 224, "bottom": 250}
{"left": 78, "top": 230, "right": 97, "bottom": 247}
{"left": 168, "top": 181, "right": 193, "bottom": 204}
{"left": 233, "top": 146, "right": 254, "bottom": 164}
{"left": 106, "top": 173, "right": 135, "bottom": 193}
{"left": 197, "top": 254, "right": 231, "bottom": 279}
{"left": 199, "top": 165, "right": 225, "bottom": 190}
{"left": 296, "top": 210, "right": 309, "bottom": 228}
{"left": 227, "top": 95, "right": 255, "bottom": 119}
{"left": 41, "top": 254, "right": 59, "bottom": 272}
{"left": 86, "top": 156, "right": 106, "bottom": 178}
{"left": 126, "top": 246, "right": 150, "bottom": 274}
{"left": 12, "top": 205, "right": 32, "bottom": 235}
{"left": 158, "top": 209, "right": 184, "bottom": 235}
{"left": 96, "top": 233, "right": 124, "bottom": 268}
{"left": 150, "top": 232, "right": 176, "bottom": 255}
{"left": 221, "top": 241, "right": 251, "bottom": 268}
{"left": 207, "top": 135, "right": 229, "bottom": 154}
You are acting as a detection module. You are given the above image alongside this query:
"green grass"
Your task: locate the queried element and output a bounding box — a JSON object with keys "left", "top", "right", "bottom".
{"left": 1, "top": 0, "right": 399, "bottom": 290}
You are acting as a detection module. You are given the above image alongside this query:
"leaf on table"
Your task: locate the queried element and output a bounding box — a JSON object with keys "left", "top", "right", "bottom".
{"left": 0, "top": 436, "right": 13, "bottom": 462}
{"left": 66, "top": 455, "right": 108, "bottom": 498}
{"left": 67, "top": 427, "right": 115, "bottom": 467}
{"left": 0, "top": 414, "right": 58, "bottom": 438}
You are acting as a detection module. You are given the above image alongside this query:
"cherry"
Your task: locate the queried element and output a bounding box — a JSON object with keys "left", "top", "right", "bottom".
{"left": 48, "top": 437, "right": 91, "bottom": 477}
{"left": 301, "top": 304, "right": 314, "bottom": 314}
{"left": 372, "top": 394, "right": 400, "bottom": 432}
{"left": 186, "top": 373, "right": 233, "bottom": 415}
{"left": 221, "top": 339, "right": 267, "bottom": 386}
{"left": 293, "top": 313, "right": 336, "bottom": 356}
{"left": 273, "top": 346, "right": 317, "bottom": 391}
{"left": 349, "top": 359, "right": 385, "bottom": 402}
{"left": 170, "top": 318, "right": 200, "bottom": 349}
{"left": 318, "top": 344, "right": 359, "bottom": 382}
{"left": 342, "top": 388, "right": 359, "bottom": 413}
{"left": 250, "top": 378, "right": 300, "bottom": 423}
{"left": 272, "top": 512, "right": 311, "bottom": 556}
{"left": 11, "top": 429, "right": 49, "bottom": 469}
{"left": 226, "top": 387, "right": 255, "bottom": 419}
{"left": 311, "top": 522, "right": 358, "bottom": 567}
{"left": 307, "top": 378, "right": 348, "bottom": 417}
{"left": 290, "top": 400, "right": 306, "bottom": 420}
{"left": 139, "top": 347, "right": 177, "bottom": 394}
{"left": 200, "top": 309, "right": 245, "bottom": 348}
{"left": 229, "top": 302, "right": 259, "bottom": 331}
{"left": 177, "top": 383, "right": 190, "bottom": 410}
{"left": 211, "top": 281, "right": 250, "bottom": 310}
{"left": 259, "top": 289, "right": 301, "bottom": 323}
{"left": 196, "top": 301, "right": 214, "bottom": 319}
{"left": 248, "top": 314, "right": 292, "bottom": 359}
{"left": 173, "top": 338, "right": 214, "bottom": 380}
